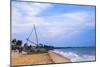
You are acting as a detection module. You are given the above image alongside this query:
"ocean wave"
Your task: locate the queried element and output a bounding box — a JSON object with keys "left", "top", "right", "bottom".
{"left": 53, "top": 50, "right": 95, "bottom": 62}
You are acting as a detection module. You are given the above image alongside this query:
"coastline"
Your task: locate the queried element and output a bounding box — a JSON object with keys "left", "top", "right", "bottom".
{"left": 11, "top": 51, "right": 71, "bottom": 66}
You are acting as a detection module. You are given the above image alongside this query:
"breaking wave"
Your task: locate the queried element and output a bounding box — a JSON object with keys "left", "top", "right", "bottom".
{"left": 53, "top": 50, "right": 95, "bottom": 62}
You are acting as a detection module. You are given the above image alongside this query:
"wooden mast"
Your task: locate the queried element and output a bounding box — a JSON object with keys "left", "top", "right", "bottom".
{"left": 26, "top": 25, "right": 34, "bottom": 43}
{"left": 33, "top": 24, "right": 39, "bottom": 46}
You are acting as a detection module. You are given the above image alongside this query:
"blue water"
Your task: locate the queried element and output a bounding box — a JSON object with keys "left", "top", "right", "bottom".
{"left": 53, "top": 47, "right": 96, "bottom": 62}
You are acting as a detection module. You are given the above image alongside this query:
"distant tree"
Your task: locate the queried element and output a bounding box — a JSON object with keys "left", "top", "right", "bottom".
{"left": 16, "top": 40, "right": 23, "bottom": 46}
{"left": 11, "top": 38, "right": 16, "bottom": 45}
{"left": 43, "top": 44, "right": 54, "bottom": 50}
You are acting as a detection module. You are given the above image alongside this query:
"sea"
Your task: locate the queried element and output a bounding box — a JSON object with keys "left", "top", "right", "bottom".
{"left": 53, "top": 47, "right": 96, "bottom": 62}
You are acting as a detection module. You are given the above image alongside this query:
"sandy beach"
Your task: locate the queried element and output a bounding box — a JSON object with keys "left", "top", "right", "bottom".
{"left": 11, "top": 51, "right": 71, "bottom": 66}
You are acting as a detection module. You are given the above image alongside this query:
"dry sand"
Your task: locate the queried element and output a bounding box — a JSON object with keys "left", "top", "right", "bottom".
{"left": 11, "top": 51, "right": 71, "bottom": 66}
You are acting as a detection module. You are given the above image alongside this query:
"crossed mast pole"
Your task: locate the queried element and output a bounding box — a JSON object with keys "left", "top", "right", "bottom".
{"left": 26, "top": 24, "right": 39, "bottom": 46}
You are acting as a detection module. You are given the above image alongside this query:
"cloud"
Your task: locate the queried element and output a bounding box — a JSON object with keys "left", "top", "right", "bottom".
{"left": 12, "top": 1, "right": 95, "bottom": 41}
{"left": 12, "top": 1, "right": 52, "bottom": 16}
{"left": 12, "top": 1, "right": 52, "bottom": 33}
{"left": 38, "top": 11, "right": 95, "bottom": 38}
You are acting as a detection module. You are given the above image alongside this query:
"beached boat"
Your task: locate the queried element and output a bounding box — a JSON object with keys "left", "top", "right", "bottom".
{"left": 22, "top": 24, "right": 54, "bottom": 53}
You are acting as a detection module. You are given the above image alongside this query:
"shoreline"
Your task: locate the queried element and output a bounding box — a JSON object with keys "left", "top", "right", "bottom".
{"left": 11, "top": 51, "right": 71, "bottom": 66}
{"left": 48, "top": 51, "right": 71, "bottom": 63}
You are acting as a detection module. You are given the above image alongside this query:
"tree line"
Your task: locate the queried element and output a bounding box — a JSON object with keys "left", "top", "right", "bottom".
{"left": 11, "top": 38, "right": 54, "bottom": 53}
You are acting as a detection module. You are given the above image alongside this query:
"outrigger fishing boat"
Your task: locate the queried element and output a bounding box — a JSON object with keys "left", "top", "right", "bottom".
{"left": 15, "top": 24, "right": 54, "bottom": 54}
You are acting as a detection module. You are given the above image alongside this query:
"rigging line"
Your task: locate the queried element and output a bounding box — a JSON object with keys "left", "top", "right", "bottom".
{"left": 27, "top": 39, "right": 37, "bottom": 45}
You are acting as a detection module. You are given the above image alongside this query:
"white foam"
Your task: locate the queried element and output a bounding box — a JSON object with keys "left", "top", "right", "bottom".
{"left": 53, "top": 50, "right": 95, "bottom": 62}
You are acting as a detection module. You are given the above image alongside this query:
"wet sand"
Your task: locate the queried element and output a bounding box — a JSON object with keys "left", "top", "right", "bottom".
{"left": 48, "top": 51, "right": 71, "bottom": 63}
{"left": 11, "top": 51, "right": 71, "bottom": 66}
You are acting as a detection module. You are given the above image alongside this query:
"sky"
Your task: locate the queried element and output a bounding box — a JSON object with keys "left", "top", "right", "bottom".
{"left": 12, "top": 1, "right": 96, "bottom": 47}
